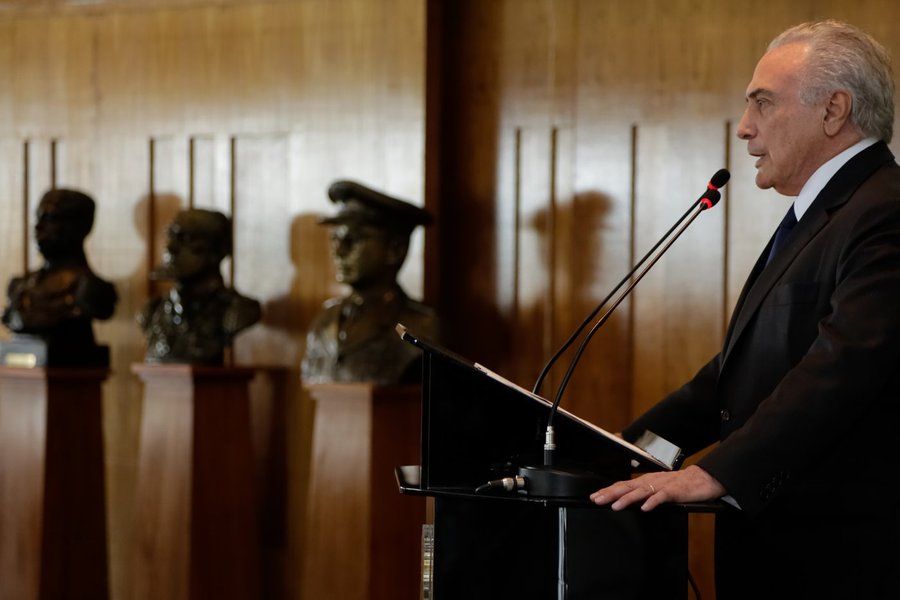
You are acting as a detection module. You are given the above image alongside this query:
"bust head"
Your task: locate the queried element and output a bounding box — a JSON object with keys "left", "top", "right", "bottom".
{"left": 157, "top": 208, "right": 232, "bottom": 283}
{"left": 321, "top": 180, "right": 431, "bottom": 292}
{"left": 35, "top": 188, "right": 95, "bottom": 262}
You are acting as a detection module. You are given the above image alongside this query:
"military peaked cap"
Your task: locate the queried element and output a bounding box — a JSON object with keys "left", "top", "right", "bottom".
{"left": 320, "top": 180, "right": 432, "bottom": 233}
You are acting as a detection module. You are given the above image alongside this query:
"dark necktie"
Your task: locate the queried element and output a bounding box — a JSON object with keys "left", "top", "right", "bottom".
{"left": 765, "top": 206, "right": 798, "bottom": 266}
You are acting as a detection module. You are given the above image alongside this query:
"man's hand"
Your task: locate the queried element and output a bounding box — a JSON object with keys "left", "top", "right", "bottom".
{"left": 590, "top": 465, "right": 726, "bottom": 511}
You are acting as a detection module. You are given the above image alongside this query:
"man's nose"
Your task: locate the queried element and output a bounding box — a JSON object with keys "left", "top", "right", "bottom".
{"left": 736, "top": 108, "right": 753, "bottom": 140}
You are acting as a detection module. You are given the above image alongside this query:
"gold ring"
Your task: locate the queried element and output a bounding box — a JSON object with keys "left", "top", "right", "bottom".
{"left": 648, "top": 483, "right": 656, "bottom": 493}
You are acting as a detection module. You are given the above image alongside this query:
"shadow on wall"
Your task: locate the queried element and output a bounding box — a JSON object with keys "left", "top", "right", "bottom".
{"left": 263, "top": 212, "right": 335, "bottom": 347}
{"left": 514, "top": 190, "right": 626, "bottom": 413}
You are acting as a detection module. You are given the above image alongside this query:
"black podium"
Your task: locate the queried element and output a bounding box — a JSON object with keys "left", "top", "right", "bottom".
{"left": 396, "top": 327, "right": 718, "bottom": 600}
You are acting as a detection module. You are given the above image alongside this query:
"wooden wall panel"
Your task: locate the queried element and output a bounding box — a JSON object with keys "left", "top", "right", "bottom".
{"left": 152, "top": 138, "right": 191, "bottom": 202}
{"left": 631, "top": 122, "right": 728, "bottom": 416}
{"left": 231, "top": 133, "right": 295, "bottom": 366}
{"left": 23, "top": 141, "right": 54, "bottom": 272}
{"left": 190, "top": 136, "right": 229, "bottom": 213}
{"left": 556, "top": 121, "right": 635, "bottom": 429}
{"left": 0, "top": 139, "right": 25, "bottom": 329}
{"left": 508, "top": 126, "right": 553, "bottom": 387}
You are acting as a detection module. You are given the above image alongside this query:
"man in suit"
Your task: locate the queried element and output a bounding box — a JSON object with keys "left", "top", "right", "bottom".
{"left": 591, "top": 20, "right": 900, "bottom": 598}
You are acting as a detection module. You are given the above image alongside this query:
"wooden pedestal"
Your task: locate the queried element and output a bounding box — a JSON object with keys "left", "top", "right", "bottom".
{"left": 0, "top": 366, "right": 110, "bottom": 600}
{"left": 301, "top": 384, "right": 426, "bottom": 600}
{"left": 130, "top": 364, "right": 260, "bottom": 600}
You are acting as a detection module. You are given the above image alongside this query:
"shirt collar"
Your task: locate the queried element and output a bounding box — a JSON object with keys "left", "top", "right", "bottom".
{"left": 791, "top": 137, "right": 879, "bottom": 221}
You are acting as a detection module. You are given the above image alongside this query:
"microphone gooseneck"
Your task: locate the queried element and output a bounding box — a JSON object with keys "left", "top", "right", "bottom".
{"left": 537, "top": 170, "right": 729, "bottom": 475}
{"left": 530, "top": 170, "right": 729, "bottom": 398}
{"left": 546, "top": 188, "right": 721, "bottom": 428}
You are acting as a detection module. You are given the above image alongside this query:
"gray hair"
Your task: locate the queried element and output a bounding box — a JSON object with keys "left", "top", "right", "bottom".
{"left": 769, "top": 20, "right": 895, "bottom": 143}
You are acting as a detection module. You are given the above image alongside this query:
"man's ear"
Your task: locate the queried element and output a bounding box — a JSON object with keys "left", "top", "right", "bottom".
{"left": 823, "top": 89, "right": 853, "bottom": 136}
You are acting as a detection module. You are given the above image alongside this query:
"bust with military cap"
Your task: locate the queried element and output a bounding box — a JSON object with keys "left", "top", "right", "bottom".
{"left": 301, "top": 180, "right": 439, "bottom": 384}
{"left": 137, "top": 208, "right": 261, "bottom": 364}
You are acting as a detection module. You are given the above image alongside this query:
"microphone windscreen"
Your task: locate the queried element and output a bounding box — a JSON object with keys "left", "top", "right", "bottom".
{"left": 709, "top": 168, "right": 731, "bottom": 190}
{"left": 700, "top": 189, "right": 721, "bottom": 210}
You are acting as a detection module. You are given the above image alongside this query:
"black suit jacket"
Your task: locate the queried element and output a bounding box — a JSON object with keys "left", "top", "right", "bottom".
{"left": 623, "top": 142, "right": 900, "bottom": 597}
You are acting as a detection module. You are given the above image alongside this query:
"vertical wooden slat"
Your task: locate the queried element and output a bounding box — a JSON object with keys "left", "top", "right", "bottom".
{"left": 148, "top": 137, "right": 157, "bottom": 298}
{"left": 510, "top": 125, "right": 553, "bottom": 386}
{"left": 21, "top": 139, "right": 29, "bottom": 275}
{"left": 511, "top": 126, "right": 522, "bottom": 345}
{"left": 50, "top": 139, "right": 57, "bottom": 190}
{"left": 721, "top": 119, "right": 734, "bottom": 333}
{"left": 228, "top": 135, "right": 237, "bottom": 288}
{"left": 547, "top": 126, "right": 558, "bottom": 362}
{"left": 188, "top": 136, "right": 196, "bottom": 209}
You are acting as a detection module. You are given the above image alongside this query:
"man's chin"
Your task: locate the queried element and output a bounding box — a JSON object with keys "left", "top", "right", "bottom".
{"left": 754, "top": 173, "right": 775, "bottom": 190}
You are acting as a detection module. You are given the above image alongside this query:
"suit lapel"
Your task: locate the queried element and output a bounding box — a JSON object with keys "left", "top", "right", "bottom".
{"left": 722, "top": 209, "right": 829, "bottom": 362}
{"left": 721, "top": 141, "right": 895, "bottom": 366}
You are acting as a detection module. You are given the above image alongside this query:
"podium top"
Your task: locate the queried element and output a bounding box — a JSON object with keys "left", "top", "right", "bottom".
{"left": 397, "top": 324, "right": 683, "bottom": 495}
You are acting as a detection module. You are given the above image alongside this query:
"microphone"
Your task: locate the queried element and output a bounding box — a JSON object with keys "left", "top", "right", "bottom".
{"left": 519, "top": 169, "right": 729, "bottom": 497}
{"left": 531, "top": 168, "right": 730, "bottom": 397}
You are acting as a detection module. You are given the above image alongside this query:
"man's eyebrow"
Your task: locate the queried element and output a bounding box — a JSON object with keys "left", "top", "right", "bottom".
{"left": 746, "top": 88, "right": 773, "bottom": 101}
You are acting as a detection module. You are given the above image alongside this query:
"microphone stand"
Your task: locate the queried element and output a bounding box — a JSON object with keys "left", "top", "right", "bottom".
{"left": 544, "top": 191, "right": 720, "bottom": 459}
{"left": 509, "top": 186, "right": 724, "bottom": 498}
{"left": 532, "top": 193, "right": 712, "bottom": 397}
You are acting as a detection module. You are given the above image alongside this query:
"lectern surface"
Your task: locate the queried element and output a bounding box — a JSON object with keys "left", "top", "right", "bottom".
{"left": 398, "top": 328, "right": 673, "bottom": 495}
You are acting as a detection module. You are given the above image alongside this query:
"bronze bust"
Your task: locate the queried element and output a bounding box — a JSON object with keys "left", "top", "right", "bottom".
{"left": 301, "top": 180, "right": 439, "bottom": 384}
{"left": 137, "top": 208, "right": 261, "bottom": 364}
{"left": 1, "top": 188, "right": 118, "bottom": 367}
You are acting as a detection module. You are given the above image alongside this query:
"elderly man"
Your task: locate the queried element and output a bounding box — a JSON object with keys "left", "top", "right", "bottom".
{"left": 591, "top": 20, "right": 900, "bottom": 598}
{"left": 302, "top": 180, "right": 438, "bottom": 384}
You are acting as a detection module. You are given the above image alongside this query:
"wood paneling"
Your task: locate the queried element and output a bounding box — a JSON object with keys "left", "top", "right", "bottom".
{"left": 0, "top": 2, "right": 424, "bottom": 600}
{"left": 4, "top": 1, "right": 900, "bottom": 599}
